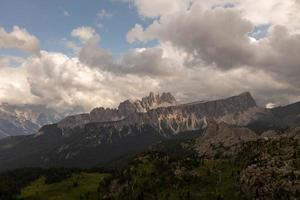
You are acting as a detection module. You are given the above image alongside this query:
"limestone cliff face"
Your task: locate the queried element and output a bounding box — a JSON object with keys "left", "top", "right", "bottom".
{"left": 57, "top": 92, "right": 263, "bottom": 136}
{"left": 58, "top": 92, "right": 177, "bottom": 129}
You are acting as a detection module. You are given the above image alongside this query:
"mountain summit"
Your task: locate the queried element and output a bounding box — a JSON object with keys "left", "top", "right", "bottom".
{"left": 59, "top": 92, "right": 177, "bottom": 129}
{"left": 119, "top": 92, "right": 177, "bottom": 114}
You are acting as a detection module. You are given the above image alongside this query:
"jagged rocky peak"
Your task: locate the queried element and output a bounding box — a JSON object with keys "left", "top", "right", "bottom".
{"left": 140, "top": 92, "right": 176, "bottom": 110}
{"left": 118, "top": 92, "right": 177, "bottom": 113}
{"left": 58, "top": 92, "right": 177, "bottom": 128}
{"left": 143, "top": 92, "right": 176, "bottom": 106}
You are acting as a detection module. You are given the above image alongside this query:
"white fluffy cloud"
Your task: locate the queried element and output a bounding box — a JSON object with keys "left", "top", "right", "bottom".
{"left": 130, "top": 0, "right": 190, "bottom": 18}
{"left": 0, "top": 60, "right": 35, "bottom": 105}
{"left": 234, "top": 0, "right": 300, "bottom": 33}
{"left": 0, "top": 26, "right": 40, "bottom": 55}
{"left": 0, "top": 51, "right": 160, "bottom": 112}
{"left": 71, "top": 26, "right": 98, "bottom": 42}
{"left": 2, "top": 48, "right": 296, "bottom": 112}
{"left": 129, "top": 0, "right": 300, "bottom": 32}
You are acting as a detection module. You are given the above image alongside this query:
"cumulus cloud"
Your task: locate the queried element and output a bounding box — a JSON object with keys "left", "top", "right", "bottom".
{"left": 121, "top": 47, "right": 182, "bottom": 76}
{"left": 130, "top": 0, "right": 190, "bottom": 18}
{"left": 0, "top": 51, "right": 161, "bottom": 112}
{"left": 0, "top": 61, "right": 35, "bottom": 105}
{"left": 127, "top": 24, "right": 154, "bottom": 43}
{"left": 78, "top": 36, "right": 115, "bottom": 70}
{"left": 78, "top": 36, "right": 182, "bottom": 76}
{"left": 71, "top": 26, "right": 98, "bottom": 42}
{"left": 234, "top": 0, "right": 300, "bottom": 33}
{"left": 0, "top": 26, "right": 40, "bottom": 55}
{"left": 126, "top": 0, "right": 300, "bottom": 102}
{"left": 0, "top": 56, "right": 24, "bottom": 68}
{"left": 0, "top": 48, "right": 298, "bottom": 113}
{"left": 128, "top": 5, "right": 255, "bottom": 69}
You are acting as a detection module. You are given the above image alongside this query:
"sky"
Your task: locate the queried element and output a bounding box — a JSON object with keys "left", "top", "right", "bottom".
{"left": 0, "top": 0, "right": 300, "bottom": 113}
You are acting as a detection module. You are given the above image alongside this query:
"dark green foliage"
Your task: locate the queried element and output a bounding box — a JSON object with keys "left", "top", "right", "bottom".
{"left": 100, "top": 151, "right": 245, "bottom": 200}
{"left": 44, "top": 168, "right": 81, "bottom": 184}
{"left": 0, "top": 126, "right": 299, "bottom": 200}
{"left": 0, "top": 168, "right": 43, "bottom": 200}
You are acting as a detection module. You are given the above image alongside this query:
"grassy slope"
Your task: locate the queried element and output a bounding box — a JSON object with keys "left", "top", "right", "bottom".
{"left": 19, "top": 173, "right": 109, "bottom": 200}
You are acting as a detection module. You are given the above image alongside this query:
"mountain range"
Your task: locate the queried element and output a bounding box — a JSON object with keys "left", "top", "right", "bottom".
{"left": 0, "top": 104, "right": 65, "bottom": 139}
{"left": 0, "top": 92, "right": 299, "bottom": 171}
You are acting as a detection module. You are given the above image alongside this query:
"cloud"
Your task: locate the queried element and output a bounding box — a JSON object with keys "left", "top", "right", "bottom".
{"left": 63, "top": 10, "right": 71, "bottom": 17}
{"left": 120, "top": 47, "right": 182, "bottom": 76}
{"left": 129, "top": 0, "right": 300, "bottom": 33}
{"left": 97, "top": 9, "right": 112, "bottom": 19}
{"left": 0, "top": 47, "right": 298, "bottom": 113}
{"left": 0, "top": 56, "right": 24, "bottom": 68}
{"left": 126, "top": 1, "right": 300, "bottom": 94}
{"left": 234, "top": 0, "right": 300, "bottom": 33}
{"left": 127, "top": 4, "right": 255, "bottom": 69}
{"left": 253, "top": 25, "right": 300, "bottom": 86}
{"left": 127, "top": 24, "right": 154, "bottom": 43}
{"left": 71, "top": 26, "right": 99, "bottom": 42}
{"left": 78, "top": 36, "right": 115, "bottom": 70}
{"left": 0, "top": 60, "right": 36, "bottom": 105}
{"left": 96, "top": 9, "right": 113, "bottom": 29}
{"left": 78, "top": 36, "right": 182, "bottom": 76}
{"left": 265, "top": 102, "right": 277, "bottom": 109}
{"left": 0, "top": 26, "right": 40, "bottom": 55}
{"left": 130, "top": 0, "right": 190, "bottom": 18}
{"left": 25, "top": 51, "right": 160, "bottom": 111}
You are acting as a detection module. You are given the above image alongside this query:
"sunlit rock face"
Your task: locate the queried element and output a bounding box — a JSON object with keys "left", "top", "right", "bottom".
{"left": 58, "top": 91, "right": 262, "bottom": 135}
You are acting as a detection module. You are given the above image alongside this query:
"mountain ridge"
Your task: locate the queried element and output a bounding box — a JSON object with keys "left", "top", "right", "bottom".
{"left": 0, "top": 104, "right": 65, "bottom": 138}
{"left": 57, "top": 91, "right": 260, "bottom": 132}
{"left": 0, "top": 92, "right": 299, "bottom": 171}
{"left": 0, "top": 91, "right": 264, "bottom": 171}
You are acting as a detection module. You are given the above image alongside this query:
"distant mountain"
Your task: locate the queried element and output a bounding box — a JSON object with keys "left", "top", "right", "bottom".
{"left": 246, "top": 101, "right": 300, "bottom": 133}
{"left": 58, "top": 92, "right": 177, "bottom": 129}
{"left": 0, "top": 92, "right": 264, "bottom": 171}
{"left": 0, "top": 104, "right": 65, "bottom": 138}
{"left": 271, "top": 101, "right": 300, "bottom": 126}
{"left": 58, "top": 91, "right": 263, "bottom": 132}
